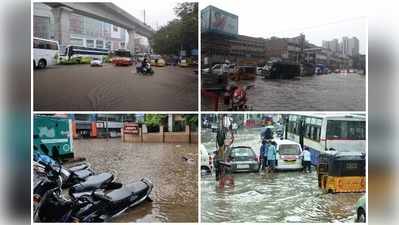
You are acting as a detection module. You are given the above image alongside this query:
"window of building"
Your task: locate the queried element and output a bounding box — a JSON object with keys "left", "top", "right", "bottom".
{"left": 120, "top": 42, "right": 125, "bottom": 48}
{"left": 105, "top": 41, "right": 111, "bottom": 49}
{"left": 96, "top": 40, "right": 104, "bottom": 48}
{"left": 70, "top": 38, "right": 84, "bottom": 46}
{"left": 70, "top": 14, "right": 84, "bottom": 34}
{"left": 86, "top": 39, "right": 94, "bottom": 48}
{"left": 34, "top": 16, "right": 50, "bottom": 39}
{"left": 113, "top": 26, "right": 118, "bottom": 32}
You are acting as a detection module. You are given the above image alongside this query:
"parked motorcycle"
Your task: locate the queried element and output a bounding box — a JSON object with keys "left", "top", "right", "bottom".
{"left": 223, "top": 85, "right": 254, "bottom": 111}
{"left": 34, "top": 161, "right": 153, "bottom": 222}
{"left": 34, "top": 152, "right": 114, "bottom": 189}
{"left": 136, "top": 62, "right": 154, "bottom": 75}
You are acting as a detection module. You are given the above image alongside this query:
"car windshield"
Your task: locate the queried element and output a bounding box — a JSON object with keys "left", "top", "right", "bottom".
{"left": 231, "top": 148, "right": 254, "bottom": 157}
{"left": 278, "top": 144, "right": 301, "bottom": 155}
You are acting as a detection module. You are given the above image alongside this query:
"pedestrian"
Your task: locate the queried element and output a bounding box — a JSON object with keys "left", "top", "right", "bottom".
{"left": 267, "top": 141, "right": 277, "bottom": 173}
{"left": 259, "top": 140, "right": 268, "bottom": 171}
{"left": 301, "top": 146, "right": 312, "bottom": 172}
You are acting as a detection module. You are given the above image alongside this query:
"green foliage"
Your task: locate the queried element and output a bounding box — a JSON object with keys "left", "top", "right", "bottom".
{"left": 150, "top": 2, "right": 198, "bottom": 55}
{"left": 184, "top": 114, "right": 198, "bottom": 127}
{"left": 144, "top": 114, "right": 167, "bottom": 127}
{"left": 58, "top": 57, "right": 80, "bottom": 65}
{"left": 103, "top": 55, "right": 111, "bottom": 63}
{"left": 57, "top": 56, "right": 92, "bottom": 65}
{"left": 80, "top": 56, "right": 92, "bottom": 64}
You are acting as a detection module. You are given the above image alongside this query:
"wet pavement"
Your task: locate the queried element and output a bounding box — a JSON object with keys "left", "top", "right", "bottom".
{"left": 70, "top": 139, "right": 198, "bottom": 222}
{"left": 201, "top": 128, "right": 363, "bottom": 223}
{"left": 202, "top": 73, "right": 365, "bottom": 111}
{"left": 34, "top": 64, "right": 198, "bottom": 111}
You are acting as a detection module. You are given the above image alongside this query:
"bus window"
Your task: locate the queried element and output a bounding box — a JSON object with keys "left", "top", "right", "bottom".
{"left": 34, "top": 39, "right": 40, "bottom": 48}
{"left": 326, "top": 120, "right": 365, "bottom": 140}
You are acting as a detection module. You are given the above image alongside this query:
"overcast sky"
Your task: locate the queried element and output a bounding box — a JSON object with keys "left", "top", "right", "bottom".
{"left": 200, "top": 0, "right": 367, "bottom": 54}
{"left": 113, "top": 0, "right": 186, "bottom": 30}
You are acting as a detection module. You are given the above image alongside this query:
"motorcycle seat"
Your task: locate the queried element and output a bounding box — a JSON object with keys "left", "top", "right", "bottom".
{"left": 72, "top": 169, "right": 94, "bottom": 180}
{"left": 68, "top": 164, "right": 89, "bottom": 172}
{"left": 70, "top": 173, "right": 114, "bottom": 193}
{"left": 95, "top": 181, "right": 149, "bottom": 205}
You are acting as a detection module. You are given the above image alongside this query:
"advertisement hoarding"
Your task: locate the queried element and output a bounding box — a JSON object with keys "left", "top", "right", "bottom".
{"left": 201, "top": 5, "right": 238, "bottom": 36}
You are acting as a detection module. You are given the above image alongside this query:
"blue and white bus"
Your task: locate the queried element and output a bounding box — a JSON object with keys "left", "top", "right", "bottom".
{"left": 286, "top": 113, "right": 366, "bottom": 165}
{"left": 62, "top": 45, "right": 110, "bottom": 61}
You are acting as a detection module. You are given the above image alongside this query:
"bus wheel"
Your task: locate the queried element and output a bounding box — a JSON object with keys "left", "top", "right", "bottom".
{"left": 38, "top": 59, "right": 47, "bottom": 69}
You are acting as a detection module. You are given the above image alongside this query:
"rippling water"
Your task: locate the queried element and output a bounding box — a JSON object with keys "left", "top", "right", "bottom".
{"left": 201, "top": 128, "right": 363, "bottom": 223}
{"left": 202, "top": 73, "right": 365, "bottom": 111}
{"left": 72, "top": 139, "right": 198, "bottom": 222}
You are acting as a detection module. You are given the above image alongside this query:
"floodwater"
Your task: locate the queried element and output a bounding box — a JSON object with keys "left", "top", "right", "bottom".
{"left": 202, "top": 73, "right": 365, "bottom": 111}
{"left": 34, "top": 64, "right": 198, "bottom": 111}
{"left": 71, "top": 139, "right": 198, "bottom": 222}
{"left": 201, "top": 128, "right": 364, "bottom": 223}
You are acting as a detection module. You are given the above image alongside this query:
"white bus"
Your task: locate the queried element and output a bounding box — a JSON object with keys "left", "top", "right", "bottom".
{"left": 286, "top": 113, "right": 366, "bottom": 165}
{"left": 33, "top": 37, "right": 60, "bottom": 69}
{"left": 62, "top": 45, "right": 110, "bottom": 61}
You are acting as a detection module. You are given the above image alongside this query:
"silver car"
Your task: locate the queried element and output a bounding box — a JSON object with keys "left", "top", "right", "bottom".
{"left": 225, "top": 146, "right": 259, "bottom": 173}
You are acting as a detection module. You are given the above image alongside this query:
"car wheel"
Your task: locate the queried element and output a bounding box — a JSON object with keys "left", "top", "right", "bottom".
{"left": 356, "top": 208, "right": 366, "bottom": 222}
{"left": 201, "top": 166, "right": 211, "bottom": 174}
{"left": 38, "top": 59, "right": 46, "bottom": 69}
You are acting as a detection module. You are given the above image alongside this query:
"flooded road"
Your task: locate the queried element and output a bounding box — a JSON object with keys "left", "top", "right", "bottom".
{"left": 34, "top": 64, "right": 198, "bottom": 111}
{"left": 202, "top": 73, "right": 365, "bottom": 111}
{"left": 201, "top": 128, "right": 363, "bottom": 223}
{"left": 71, "top": 139, "right": 198, "bottom": 222}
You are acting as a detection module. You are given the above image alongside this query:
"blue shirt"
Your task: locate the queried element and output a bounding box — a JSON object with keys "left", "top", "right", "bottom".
{"left": 267, "top": 145, "right": 277, "bottom": 160}
{"left": 260, "top": 144, "right": 265, "bottom": 157}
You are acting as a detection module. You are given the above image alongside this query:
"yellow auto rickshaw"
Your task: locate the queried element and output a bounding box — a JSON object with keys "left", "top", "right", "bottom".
{"left": 318, "top": 151, "right": 365, "bottom": 193}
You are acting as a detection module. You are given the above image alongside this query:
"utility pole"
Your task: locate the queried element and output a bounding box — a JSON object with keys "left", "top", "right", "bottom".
{"left": 106, "top": 115, "right": 109, "bottom": 142}
{"left": 143, "top": 10, "right": 146, "bottom": 25}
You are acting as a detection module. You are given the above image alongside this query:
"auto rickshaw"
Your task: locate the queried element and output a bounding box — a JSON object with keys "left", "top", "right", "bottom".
{"left": 317, "top": 151, "right": 365, "bottom": 193}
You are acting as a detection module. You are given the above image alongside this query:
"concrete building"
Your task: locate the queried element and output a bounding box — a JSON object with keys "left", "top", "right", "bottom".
{"left": 322, "top": 38, "right": 340, "bottom": 53}
{"left": 33, "top": 2, "right": 154, "bottom": 54}
{"left": 341, "top": 36, "right": 359, "bottom": 56}
{"left": 202, "top": 33, "right": 268, "bottom": 65}
{"left": 34, "top": 3, "right": 126, "bottom": 53}
{"left": 264, "top": 34, "right": 305, "bottom": 64}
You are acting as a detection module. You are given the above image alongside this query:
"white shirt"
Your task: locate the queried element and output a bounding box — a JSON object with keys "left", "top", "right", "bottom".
{"left": 302, "top": 150, "right": 311, "bottom": 161}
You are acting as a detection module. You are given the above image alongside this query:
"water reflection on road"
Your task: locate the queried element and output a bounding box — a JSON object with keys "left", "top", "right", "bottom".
{"left": 202, "top": 73, "right": 365, "bottom": 111}
{"left": 73, "top": 139, "right": 198, "bottom": 222}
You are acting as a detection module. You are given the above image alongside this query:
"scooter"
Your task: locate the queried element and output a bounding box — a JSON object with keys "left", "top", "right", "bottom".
{"left": 34, "top": 152, "right": 115, "bottom": 190}
{"left": 136, "top": 62, "right": 154, "bottom": 75}
{"left": 223, "top": 85, "right": 254, "bottom": 111}
{"left": 34, "top": 162, "right": 153, "bottom": 222}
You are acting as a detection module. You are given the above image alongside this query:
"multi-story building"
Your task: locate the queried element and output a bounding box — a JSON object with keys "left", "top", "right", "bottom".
{"left": 341, "top": 36, "right": 359, "bottom": 56}
{"left": 264, "top": 34, "right": 305, "bottom": 64}
{"left": 202, "top": 33, "right": 268, "bottom": 65}
{"left": 322, "top": 38, "right": 340, "bottom": 53}
{"left": 34, "top": 3, "right": 127, "bottom": 53}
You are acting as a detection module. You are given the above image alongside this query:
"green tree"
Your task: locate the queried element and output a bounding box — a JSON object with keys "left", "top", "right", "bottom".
{"left": 150, "top": 2, "right": 198, "bottom": 55}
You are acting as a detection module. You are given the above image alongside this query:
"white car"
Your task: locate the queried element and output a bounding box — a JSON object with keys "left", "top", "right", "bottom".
{"left": 201, "top": 144, "right": 213, "bottom": 174}
{"left": 275, "top": 139, "right": 303, "bottom": 170}
{"left": 90, "top": 58, "right": 103, "bottom": 67}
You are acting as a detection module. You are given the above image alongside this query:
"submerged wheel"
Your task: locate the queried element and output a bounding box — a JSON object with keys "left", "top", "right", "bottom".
{"left": 356, "top": 208, "right": 366, "bottom": 222}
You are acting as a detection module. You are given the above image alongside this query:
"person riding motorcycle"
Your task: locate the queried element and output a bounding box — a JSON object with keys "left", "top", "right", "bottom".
{"left": 141, "top": 57, "right": 149, "bottom": 72}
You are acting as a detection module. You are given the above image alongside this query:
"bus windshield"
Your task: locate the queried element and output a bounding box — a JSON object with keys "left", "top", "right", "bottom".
{"left": 114, "top": 50, "right": 131, "bottom": 57}
{"left": 326, "top": 120, "right": 365, "bottom": 140}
